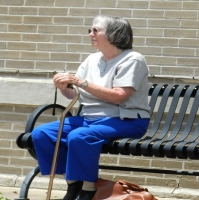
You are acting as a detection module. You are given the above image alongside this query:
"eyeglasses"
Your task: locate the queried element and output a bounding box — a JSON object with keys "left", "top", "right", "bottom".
{"left": 88, "top": 28, "right": 98, "bottom": 35}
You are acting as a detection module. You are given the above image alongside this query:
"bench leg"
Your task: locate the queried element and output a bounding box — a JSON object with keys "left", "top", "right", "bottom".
{"left": 14, "top": 166, "right": 40, "bottom": 200}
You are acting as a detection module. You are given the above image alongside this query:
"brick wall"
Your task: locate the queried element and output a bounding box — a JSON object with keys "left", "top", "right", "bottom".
{"left": 1, "top": 0, "right": 199, "bottom": 190}
{"left": 0, "top": 0, "right": 198, "bottom": 77}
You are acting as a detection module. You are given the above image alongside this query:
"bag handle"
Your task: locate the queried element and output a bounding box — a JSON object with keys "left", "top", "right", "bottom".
{"left": 117, "top": 180, "right": 148, "bottom": 192}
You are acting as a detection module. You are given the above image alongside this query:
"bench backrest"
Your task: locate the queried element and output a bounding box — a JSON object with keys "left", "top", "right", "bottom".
{"left": 148, "top": 84, "right": 199, "bottom": 139}
{"left": 105, "top": 84, "right": 199, "bottom": 159}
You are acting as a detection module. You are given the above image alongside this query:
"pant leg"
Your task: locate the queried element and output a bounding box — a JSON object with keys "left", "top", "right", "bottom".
{"left": 32, "top": 120, "right": 65, "bottom": 175}
{"left": 65, "top": 117, "right": 149, "bottom": 182}
{"left": 31, "top": 116, "right": 87, "bottom": 175}
{"left": 90, "top": 116, "right": 150, "bottom": 139}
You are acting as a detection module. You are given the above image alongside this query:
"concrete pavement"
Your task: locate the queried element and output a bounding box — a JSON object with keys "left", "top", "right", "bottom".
{"left": 0, "top": 174, "right": 199, "bottom": 200}
{"left": 1, "top": 185, "right": 199, "bottom": 200}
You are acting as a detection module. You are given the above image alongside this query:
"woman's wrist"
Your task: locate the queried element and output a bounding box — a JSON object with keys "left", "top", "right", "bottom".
{"left": 80, "top": 80, "right": 88, "bottom": 88}
{"left": 73, "top": 78, "right": 88, "bottom": 88}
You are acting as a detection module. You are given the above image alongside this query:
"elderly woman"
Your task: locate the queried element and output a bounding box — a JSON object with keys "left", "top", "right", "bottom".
{"left": 32, "top": 15, "right": 150, "bottom": 200}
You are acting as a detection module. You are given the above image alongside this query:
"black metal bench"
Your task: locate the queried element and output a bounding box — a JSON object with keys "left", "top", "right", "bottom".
{"left": 15, "top": 83, "right": 199, "bottom": 200}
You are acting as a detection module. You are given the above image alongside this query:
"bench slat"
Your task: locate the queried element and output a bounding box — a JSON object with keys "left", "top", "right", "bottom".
{"left": 140, "top": 84, "right": 180, "bottom": 156}
{"left": 163, "top": 85, "right": 199, "bottom": 158}
{"left": 153, "top": 85, "right": 196, "bottom": 157}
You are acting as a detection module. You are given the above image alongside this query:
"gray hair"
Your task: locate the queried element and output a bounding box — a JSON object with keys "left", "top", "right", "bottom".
{"left": 92, "top": 15, "right": 133, "bottom": 50}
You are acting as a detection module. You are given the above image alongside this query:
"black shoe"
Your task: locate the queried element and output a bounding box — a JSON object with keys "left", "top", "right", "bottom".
{"left": 74, "top": 190, "right": 96, "bottom": 200}
{"left": 63, "top": 181, "right": 83, "bottom": 200}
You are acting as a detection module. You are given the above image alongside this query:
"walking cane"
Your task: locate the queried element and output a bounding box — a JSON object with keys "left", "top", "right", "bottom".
{"left": 46, "top": 84, "right": 80, "bottom": 200}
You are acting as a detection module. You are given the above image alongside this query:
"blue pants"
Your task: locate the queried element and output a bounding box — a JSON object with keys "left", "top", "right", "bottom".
{"left": 32, "top": 116, "right": 149, "bottom": 182}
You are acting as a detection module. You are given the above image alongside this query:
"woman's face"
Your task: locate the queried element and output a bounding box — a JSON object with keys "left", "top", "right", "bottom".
{"left": 88, "top": 26, "right": 110, "bottom": 51}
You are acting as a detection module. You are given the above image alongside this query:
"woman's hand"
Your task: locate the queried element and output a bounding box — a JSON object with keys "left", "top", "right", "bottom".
{"left": 53, "top": 72, "right": 84, "bottom": 89}
{"left": 53, "top": 72, "right": 71, "bottom": 90}
{"left": 53, "top": 72, "right": 82, "bottom": 99}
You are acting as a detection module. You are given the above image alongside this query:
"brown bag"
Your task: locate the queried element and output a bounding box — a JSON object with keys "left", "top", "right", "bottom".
{"left": 92, "top": 178, "right": 158, "bottom": 200}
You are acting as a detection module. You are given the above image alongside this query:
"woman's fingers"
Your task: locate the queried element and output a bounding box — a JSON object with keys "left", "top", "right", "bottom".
{"left": 54, "top": 73, "right": 70, "bottom": 84}
{"left": 53, "top": 73, "right": 73, "bottom": 90}
{"left": 54, "top": 82, "right": 67, "bottom": 90}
